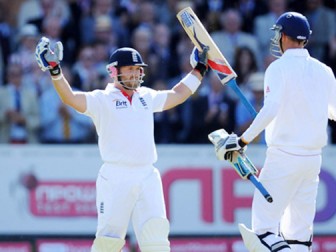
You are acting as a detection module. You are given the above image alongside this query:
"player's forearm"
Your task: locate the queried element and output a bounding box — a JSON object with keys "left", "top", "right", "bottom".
{"left": 51, "top": 75, "right": 86, "bottom": 113}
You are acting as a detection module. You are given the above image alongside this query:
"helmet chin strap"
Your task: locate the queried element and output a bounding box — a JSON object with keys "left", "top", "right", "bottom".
{"left": 118, "top": 76, "right": 134, "bottom": 90}
{"left": 279, "top": 36, "right": 284, "bottom": 54}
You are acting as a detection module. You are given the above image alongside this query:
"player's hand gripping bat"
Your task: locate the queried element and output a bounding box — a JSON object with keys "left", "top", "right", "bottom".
{"left": 177, "top": 7, "right": 272, "bottom": 203}
{"left": 208, "top": 129, "right": 273, "bottom": 203}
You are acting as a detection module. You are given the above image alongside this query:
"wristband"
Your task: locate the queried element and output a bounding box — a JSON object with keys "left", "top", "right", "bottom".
{"left": 194, "top": 62, "right": 207, "bottom": 77}
{"left": 51, "top": 74, "right": 64, "bottom": 81}
{"left": 49, "top": 65, "right": 61, "bottom": 76}
{"left": 181, "top": 73, "right": 201, "bottom": 94}
{"left": 238, "top": 138, "right": 248, "bottom": 148}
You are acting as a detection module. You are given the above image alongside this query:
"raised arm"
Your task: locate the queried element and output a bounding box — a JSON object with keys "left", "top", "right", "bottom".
{"left": 35, "top": 37, "right": 87, "bottom": 113}
{"left": 163, "top": 47, "right": 209, "bottom": 110}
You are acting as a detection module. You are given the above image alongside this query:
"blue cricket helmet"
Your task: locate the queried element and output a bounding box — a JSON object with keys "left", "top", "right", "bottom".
{"left": 107, "top": 47, "right": 147, "bottom": 67}
{"left": 272, "top": 12, "right": 312, "bottom": 41}
{"left": 270, "top": 12, "right": 312, "bottom": 57}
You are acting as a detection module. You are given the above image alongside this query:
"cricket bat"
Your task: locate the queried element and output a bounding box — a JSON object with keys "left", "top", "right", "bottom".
{"left": 177, "top": 7, "right": 272, "bottom": 203}
{"left": 176, "top": 7, "right": 257, "bottom": 118}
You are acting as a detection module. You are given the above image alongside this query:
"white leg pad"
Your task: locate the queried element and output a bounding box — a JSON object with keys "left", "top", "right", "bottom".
{"left": 138, "top": 218, "right": 170, "bottom": 252}
{"left": 239, "top": 224, "right": 270, "bottom": 252}
{"left": 91, "top": 237, "right": 125, "bottom": 252}
{"left": 289, "top": 244, "right": 310, "bottom": 252}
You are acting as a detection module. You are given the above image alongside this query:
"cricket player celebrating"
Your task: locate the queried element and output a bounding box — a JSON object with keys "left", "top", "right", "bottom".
{"left": 35, "top": 37, "right": 208, "bottom": 252}
{"left": 209, "top": 12, "right": 336, "bottom": 252}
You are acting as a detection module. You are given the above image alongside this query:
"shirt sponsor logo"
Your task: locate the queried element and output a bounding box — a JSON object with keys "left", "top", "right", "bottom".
{"left": 115, "top": 100, "right": 128, "bottom": 109}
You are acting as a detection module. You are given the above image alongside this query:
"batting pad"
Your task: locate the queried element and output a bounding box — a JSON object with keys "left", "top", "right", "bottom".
{"left": 138, "top": 218, "right": 170, "bottom": 252}
{"left": 239, "top": 224, "right": 269, "bottom": 252}
{"left": 91, "top": 237, "right": 125, "bottom": 252}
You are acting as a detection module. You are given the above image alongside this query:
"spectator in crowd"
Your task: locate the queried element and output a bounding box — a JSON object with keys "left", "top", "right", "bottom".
{"left": 304, "top": 0, "right": 336, "bottom": 62}
{"left": 131, "top": 25, "right": 158, "bottom": 87}
{"left": 233, "top": 46, "right": 259, "bottom": 89}
{"left": 235, "top": 72, "right": 266, "bottom": 144}
{"left": 167, "top": 39, "right": 194, "bottom": 89}
{"left": 80, "top": 0, "right": 128, "bottom": 47}
{"left": 92, "top": 15, "right": 119, "bottom": 56}
{"left": 204, "top": 71, "right": 236, "bottom": 136}
{"left": 17, "top": 0, "right": 70, "bottom": 29}
{"left": 0, "top": 62, "right": 39, "bottom": 143}
{"left": 156, "top": 0, "right": 182, "bottom": 28}
{"left": 231, "top": 0, "right": 268, "bottom": 33}
{"left": 92, "top": 39, "right": 110, "bottom": 83}
{"left": 72, "top": 45, "right": 100, "bottom": 91}
{"left": 39, "top": 66, "right": 95, "bottom": 144}
{"left": 211, "top": 9, "right": 261, "bottom": 69}
{"left": 151, "top": 23, "right": 175, "bottom": 81}
{"left": 254, "top": 0, "right": 287, "bottom": 60}
{"left": 11, "top": 24, "right": 40, "bottom": 74}
{"left": 135, "top": 1, "right": 158, "bottom": 30}
{"left": 0, "top": 4, "right": 13, "bottom": 85}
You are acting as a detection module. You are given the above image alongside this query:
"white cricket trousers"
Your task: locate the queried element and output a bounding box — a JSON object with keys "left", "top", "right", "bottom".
{"left": 94, "top": 163, "right": 167, "bottom": 239}
{"left": 252, "top": 147, "right": 321, "bottom": 246}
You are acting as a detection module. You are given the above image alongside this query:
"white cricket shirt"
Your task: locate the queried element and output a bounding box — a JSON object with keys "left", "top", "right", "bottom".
{"left": 242, "top": 49, "right": 336, "bottom": 154}
{"left": 84, "top": 84, "right": 167, "bottom": 165}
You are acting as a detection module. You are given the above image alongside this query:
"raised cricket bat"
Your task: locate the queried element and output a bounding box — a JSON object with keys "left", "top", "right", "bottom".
{"left": 177, "top": 7, "right": 272, "bottom": 203}
{"left": 176, "top": 7, "right": 257, "bottom": 118}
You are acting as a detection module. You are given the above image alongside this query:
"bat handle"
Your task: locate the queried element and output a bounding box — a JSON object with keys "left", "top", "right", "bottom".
{"left": 227, "top": 79, "right": 258, "bottom": 118}
{"left": 247, "top": 174, "right": 273, "bottom": 203}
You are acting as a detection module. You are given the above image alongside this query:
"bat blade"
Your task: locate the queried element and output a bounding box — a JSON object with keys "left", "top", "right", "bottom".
{"left": 177, "top": 7, "right": 258, "bottom": 118}
{"left": 177, "top": 7, "right": 237, "bottom": 84}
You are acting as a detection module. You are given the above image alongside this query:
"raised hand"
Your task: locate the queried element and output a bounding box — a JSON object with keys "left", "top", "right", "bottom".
{"left": 35, "top": 37, "right": 63, "bottom": 76}
{"left": 189, "top": 46, "right": 209, "bottom": 76}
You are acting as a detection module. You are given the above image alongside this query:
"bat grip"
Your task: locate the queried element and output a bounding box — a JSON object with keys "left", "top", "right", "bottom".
{"left": 227, "top": 79, "right": 258, "bottom": 118}
{"left": 248, "top": 174, "right": 273, "bottom": 203}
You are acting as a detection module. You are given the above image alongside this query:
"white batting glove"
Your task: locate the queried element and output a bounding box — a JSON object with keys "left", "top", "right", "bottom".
{"left": 189, "top": 46, "right": 209, "bottom": 76}
{"left": 190, "top": 47, "right": 199, "bottom": 68}
{"left": 35, "top": 37, "right": 63, "bottom": 75}
{"left": 208, "top": 129, "right": 247, "bottom": 161}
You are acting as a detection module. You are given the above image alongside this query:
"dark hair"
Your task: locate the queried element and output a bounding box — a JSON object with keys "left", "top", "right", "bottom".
{"left": 233, "top": 46, "right": 258, "bottom": 84}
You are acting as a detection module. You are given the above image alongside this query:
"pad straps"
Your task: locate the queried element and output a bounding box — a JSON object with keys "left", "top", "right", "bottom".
{"left": 286, "top": 240, "right": 312, "bottom": 247}
{"left": 283, "top": 234, "right": 313, "bottom": 248}
{"left": 258, "top": 232, "right": 291, "bottom": 252}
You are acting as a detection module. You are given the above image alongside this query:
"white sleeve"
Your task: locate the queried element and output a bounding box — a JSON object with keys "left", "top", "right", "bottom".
{"left": 241, "top": 99, "right": 279, "bottom": 142}
{"left": 241, "top": 63, "right": 284, "bottom": 142}
{"left": 82, "top": 90, "right": 103, "bottom": 128}
{"left": 147, "top": 88, "right": 168, "bottom": 112}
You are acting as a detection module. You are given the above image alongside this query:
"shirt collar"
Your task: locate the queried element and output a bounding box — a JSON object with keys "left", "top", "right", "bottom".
{"left": 105, "top": 83, "right": 137, "bottom": 103}
{"left": 283, "top": 48, "right": 310, "bottom": 57}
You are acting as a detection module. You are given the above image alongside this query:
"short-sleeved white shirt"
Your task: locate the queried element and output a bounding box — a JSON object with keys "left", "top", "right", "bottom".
{"left": 242, "top": 49, "right": 336, "bottom": 153}
{"left": 83, "top": 84, "right": 167, "bottom": 166}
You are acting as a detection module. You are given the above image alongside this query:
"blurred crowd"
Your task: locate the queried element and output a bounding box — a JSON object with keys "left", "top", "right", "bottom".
{"left": 0, "top": 0, "right": 336, "bottom": 145}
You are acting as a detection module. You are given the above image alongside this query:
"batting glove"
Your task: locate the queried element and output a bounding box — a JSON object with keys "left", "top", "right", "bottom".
{"left": 190, "top": 46, "right": 209, "bottom": 77}
{"left": 208, "top": 129, "right": 247, "bottom": 161}
{"left": 35, "top": 37, "right": 63, "bottom": 76}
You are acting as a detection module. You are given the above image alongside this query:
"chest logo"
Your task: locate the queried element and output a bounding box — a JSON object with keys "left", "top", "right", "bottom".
{"left": 115, "top": 100, "right": 128, "bottom": 109}
{"left": 139, "top": 97, "right": 148, "bottom": 109}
